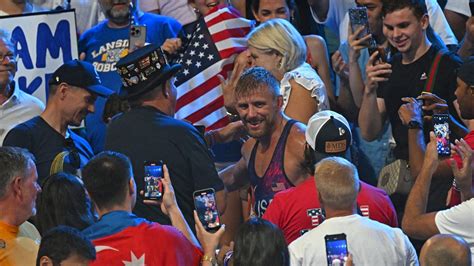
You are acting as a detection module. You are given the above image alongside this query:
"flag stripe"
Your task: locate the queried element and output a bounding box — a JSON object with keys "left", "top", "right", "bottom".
{"left": 211, "top": 28, "right": 248, "bottom": 44}
{"left": 193, "top": 107, "right": 229, "bottom": 127}
{"left": 176, "top": 85, "right": 223, "bottom": 119}
{"left": 183, "top": 96, "right": 225, "bottom": 123}
{"left": 207, "top": 116, "right": 230, "bottom": 130}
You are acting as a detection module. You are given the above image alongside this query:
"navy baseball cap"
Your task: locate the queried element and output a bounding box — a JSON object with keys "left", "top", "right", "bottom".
{"left": 49, "top": 59, "right": 114, "bottom": 97}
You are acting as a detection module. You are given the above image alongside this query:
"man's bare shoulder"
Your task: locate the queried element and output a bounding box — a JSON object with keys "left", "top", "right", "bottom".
{"left": 241, "top": 137, "right": 256, "bottom": 161}
{"left": 288, "top": 121, "right": 307, "bottom": 147}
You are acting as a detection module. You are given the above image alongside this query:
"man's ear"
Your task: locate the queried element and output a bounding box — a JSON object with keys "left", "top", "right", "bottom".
{"left": 39, "top": 256, "right": 54, "bottom": 266}
{"left": 58, "top": 83, "right": 69, "bottom": 100}
{"left": 11, "top": 176, "right": 23, "bottom": 200}
{"left": 128, "top": 178, "right": 136, "bottom": 196}
{"left": 276, "top": 95, "right": 284, "bottom": 109}
{"left": 161, "top": 82, "right": 171, "bottom": 99}
{"left": 420, "top": 14, "right": 429, "bottom": 30}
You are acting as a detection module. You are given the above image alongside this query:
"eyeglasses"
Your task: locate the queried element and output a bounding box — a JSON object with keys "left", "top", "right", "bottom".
{"left": 65, "top": 138, "right": 81, "bottom": 170}
{"left": 0, "top": 53, "right": 15, "bottom": 63}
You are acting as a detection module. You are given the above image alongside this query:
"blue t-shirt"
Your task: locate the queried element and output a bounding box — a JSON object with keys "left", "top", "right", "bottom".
{"left": 3, "top": 116, "right": 94, "bottom": 182}
{"left": 79, "top": 13, "right": 182, "bottom": 153}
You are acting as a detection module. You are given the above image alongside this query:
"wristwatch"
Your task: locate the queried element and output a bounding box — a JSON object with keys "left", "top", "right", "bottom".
{"left": 407, "top": 120, "right": 423, "bottom": 129}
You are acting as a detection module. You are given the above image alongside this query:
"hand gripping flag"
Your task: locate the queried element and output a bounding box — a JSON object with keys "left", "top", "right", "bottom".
{"left": 174, "top": 6, "right": 252, "bottom": 130}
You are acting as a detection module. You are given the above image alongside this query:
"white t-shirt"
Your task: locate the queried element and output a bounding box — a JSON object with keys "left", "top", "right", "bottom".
{"left": 445, "top": 0, "right": 471, "bottom": 17}
{"left": 157, "top": 0, "right": 197, "bottom": 26}
{"left": 311, "top": 0, "right": 457, "bottom": 46}
{"left": 435, "top": 198, "right": 474, "bottom": 263}
{"left": 289, "top": 214, "right": 419, "bottom": 266}
{"left": 280, "top": 63, "right": 329, "bottom": 112}
{"left": 0, "top": 83, "right": 45, "bottom": 145}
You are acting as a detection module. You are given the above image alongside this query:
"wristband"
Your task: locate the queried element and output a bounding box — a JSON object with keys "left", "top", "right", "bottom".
{"left": 201, "top": 254, "right": 216, "bottom": 265}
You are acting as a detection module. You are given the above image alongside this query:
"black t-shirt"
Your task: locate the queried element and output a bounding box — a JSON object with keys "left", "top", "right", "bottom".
{"left": 3, "top": 116, "right": 94, "bottom": 182}
{"left": 378, "top": 46, "right": 461, "bottom": 214}
{"left": 378, "top": 45, "right": 461, "bottom": 160}
{"left": 105, "top": 105, "right": 224, "bottom": 229}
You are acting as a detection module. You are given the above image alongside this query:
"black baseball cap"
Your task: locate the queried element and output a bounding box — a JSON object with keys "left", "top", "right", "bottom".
{"left": 306, "top": 110, "right": 353, "bottom": 162}
{"left": 49, "top": 59, "right": 114, "bottom": 97}
{"left": 457, "top": 56, "right": 474, "bottom": 86}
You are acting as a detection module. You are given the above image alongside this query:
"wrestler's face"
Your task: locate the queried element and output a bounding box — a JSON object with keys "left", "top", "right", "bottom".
{"left": 99, "top": 0, "right": 133, "bottom": 26}
{"left": 0, "top": 38, "right": 16, "bottom": 89}
{"left": 236, "top": 86, "right": 282, "bottom": 138}
{"left": 253, "top": 0, "right": 292, "bottom": 23}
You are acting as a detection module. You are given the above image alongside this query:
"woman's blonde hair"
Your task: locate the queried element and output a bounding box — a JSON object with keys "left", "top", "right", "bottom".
{"left": 247, "top": 18, "right": 306, "bottom": 73}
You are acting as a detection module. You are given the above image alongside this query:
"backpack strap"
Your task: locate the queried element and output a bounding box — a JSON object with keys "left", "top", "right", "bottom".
{"left": 424, "top": 50, "right": 444, "bottom": 93}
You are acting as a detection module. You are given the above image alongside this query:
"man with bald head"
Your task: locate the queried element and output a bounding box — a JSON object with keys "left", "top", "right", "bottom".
{"left": 420, "top": 234, "right": 471, "bottom": 266}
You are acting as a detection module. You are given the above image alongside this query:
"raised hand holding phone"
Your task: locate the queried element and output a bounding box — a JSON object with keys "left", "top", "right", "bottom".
{"left": 433, "top": 114, "right": 451, "bottom": 156}
{"left": 142, "top": 164, "right": 179, "bottom": 216}
{"left": 193, "top": 188, "right": 221, "bottom": 232}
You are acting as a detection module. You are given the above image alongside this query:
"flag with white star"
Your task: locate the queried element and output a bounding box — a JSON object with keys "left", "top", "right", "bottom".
{"left": 174, "top": 6, "right": 252, "bottom": 130}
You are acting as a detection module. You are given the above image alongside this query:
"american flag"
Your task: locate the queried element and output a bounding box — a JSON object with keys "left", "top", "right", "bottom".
{"left": 174, "top": 6, "right": 252, "bottom": 130}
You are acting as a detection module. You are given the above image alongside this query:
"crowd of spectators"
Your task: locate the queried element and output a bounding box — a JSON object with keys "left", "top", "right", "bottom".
{"left": 0, "top": 0, "right": 473, "bottom": 265}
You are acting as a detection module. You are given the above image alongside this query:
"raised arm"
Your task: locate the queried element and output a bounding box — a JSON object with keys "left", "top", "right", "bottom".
{"left": 358, "top": 51, "right": 391, "bottom": 141}
{"left": 402, "top": 132, "right": 441, "bottom": 240}
{"left": 218, "top": 156, "right": 250, "bottom": 192}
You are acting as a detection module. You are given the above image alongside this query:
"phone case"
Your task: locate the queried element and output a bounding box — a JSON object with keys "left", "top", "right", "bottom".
{"left": 130, "top": 25, "right": 147, "bottom": 51}
{"left": 349, "top": 7, "right": 371, "bottom": 46}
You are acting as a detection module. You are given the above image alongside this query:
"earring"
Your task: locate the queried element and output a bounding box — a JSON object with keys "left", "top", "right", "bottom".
{"left": 193, "top": 7, "right": 200, "bottom": 14}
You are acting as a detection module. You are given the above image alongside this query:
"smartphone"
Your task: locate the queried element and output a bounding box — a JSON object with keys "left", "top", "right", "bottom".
{"left": 349, "top": 7, "right": 371, "bottom": 46}
{"left": 433, "top": 114, "right": 451, "bottom": 156}
{"left": 325, "top": 233, "right": 348, "bottom": 266}
{"left": 144, "top": 161, "right": 163, "bottom": 200}
{"left": 193, "top": 188, "right": 221, "bottom": 232}
{"left": 130, "top": 25, "right": 147, "bottom": 52}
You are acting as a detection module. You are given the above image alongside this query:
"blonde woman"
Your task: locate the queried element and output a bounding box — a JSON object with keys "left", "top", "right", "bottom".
{"left": 247, "top": 19, "right": 329, "bottom": 124}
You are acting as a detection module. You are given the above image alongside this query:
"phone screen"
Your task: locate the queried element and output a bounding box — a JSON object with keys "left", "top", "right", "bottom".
{"left": 194, "top": 188, "right": 221, "bottom": 232}
{"left": 144, "top": 161, "right": 163, "bottom": 200}
{"left": 433, "top": 114, "right": 451, "bottom": 156}
{"left": 325, "top": 234, "right": 348, "bottom": 266}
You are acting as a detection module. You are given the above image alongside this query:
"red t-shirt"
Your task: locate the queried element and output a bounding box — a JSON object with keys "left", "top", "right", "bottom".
{"left": 447, "top": 130, "right": 474, "bottom": 207}
{"left": 263, "top": 177, "right": 398, "bottom": 244}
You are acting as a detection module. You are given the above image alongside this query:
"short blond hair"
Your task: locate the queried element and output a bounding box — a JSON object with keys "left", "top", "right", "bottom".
{"left": 314, "top": 157, "right": 359, "bottom": 211}
{"left": 247, "top": 18, "right": 306, "bottom": 73}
